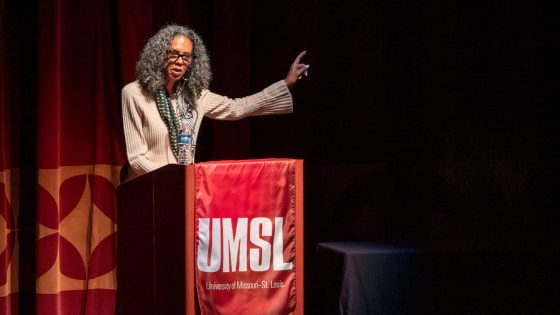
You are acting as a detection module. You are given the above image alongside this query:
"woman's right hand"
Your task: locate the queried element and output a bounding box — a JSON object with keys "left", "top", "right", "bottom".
{"left": 284, "top": 51, "right": 309, "bottom": 89}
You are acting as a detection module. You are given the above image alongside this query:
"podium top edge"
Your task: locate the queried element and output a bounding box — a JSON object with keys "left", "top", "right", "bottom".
{"left": 118, "top": 159, "right": 303, "bottom": 188}
{"left": 195, "top": 158, "right": 303, "bottom": 166}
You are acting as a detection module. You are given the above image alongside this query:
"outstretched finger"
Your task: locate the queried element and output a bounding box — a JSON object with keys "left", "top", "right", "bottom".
{"left": 293, "top": 51, "right": 307, "bottom": 65}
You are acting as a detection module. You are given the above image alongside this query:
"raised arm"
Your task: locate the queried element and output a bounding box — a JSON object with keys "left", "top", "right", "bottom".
{"left": 199, "top": 51, "right": 309, "bottom": 119}
{"left": 199, "top": 80, "right": 294, "bottom": 120}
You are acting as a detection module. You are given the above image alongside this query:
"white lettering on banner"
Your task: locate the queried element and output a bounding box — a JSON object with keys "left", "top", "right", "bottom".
{"left": 223, "top": 218, "right": 248, "bottom": 272}
{"left": 273, "top": 217, "right": 293, "bottom": 271}
{"left": 197, "top": 218, "right": 221, "bottom": 272}
{"left": 197, "top": 217, "right": 293, "bottom": 273}
{"left": 250, "top": 218, "right": 272, "bottom": 271}
{"left": 204, "top": 280, "right": 286, "bottom": 291}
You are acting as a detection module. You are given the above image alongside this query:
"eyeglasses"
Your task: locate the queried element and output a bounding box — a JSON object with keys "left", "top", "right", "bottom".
{"left": 167, "top": 50, "right": 193, "bottom": 64}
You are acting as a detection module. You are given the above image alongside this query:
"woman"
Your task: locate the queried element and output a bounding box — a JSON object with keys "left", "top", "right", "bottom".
{"left": 121, "top": 24, "right": 309, "bottom": 180}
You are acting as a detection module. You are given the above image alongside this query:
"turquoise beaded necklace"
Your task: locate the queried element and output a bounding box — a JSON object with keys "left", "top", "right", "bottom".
{"left": 154, "top": 89, "right": 180, "bottom": 159}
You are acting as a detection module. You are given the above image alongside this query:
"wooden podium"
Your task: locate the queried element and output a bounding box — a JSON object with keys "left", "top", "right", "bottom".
{"left": 117, "top": 160, "right": 304, "bottom": 314}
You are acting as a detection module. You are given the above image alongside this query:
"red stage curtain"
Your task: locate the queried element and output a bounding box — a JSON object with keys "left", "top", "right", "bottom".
{"left": 1, "top": 1, "right": 21, "bottom": 313}
{"left": 31, "top": 0, "right": 157, "bottom": 313}
{"left": 1, "top": 0, "right": 256, "bottom": 313}
{"left": 34, "top": 0, "right": 127, "bottom": 313}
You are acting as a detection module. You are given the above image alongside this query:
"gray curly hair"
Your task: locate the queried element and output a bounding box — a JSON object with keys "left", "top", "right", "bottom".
{"left": 136, "top": 24, "right": 212, "bottom": 99}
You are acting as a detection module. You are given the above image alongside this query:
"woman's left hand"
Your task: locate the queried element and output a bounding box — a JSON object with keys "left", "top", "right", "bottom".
{"left": 284, "top": 51, "right": 309, "bottom": 89}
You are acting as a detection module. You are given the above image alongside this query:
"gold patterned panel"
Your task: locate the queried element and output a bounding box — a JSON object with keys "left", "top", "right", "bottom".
{"left": 0, "top": 168, "right": 19, "bottom": 297}
{"left": 36, "top": 165, "right": 121, "bottom": 294}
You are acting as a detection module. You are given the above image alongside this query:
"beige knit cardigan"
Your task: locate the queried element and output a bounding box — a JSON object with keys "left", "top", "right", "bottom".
{"left": 121, "top": 80, "right": 293, "bottom": 180}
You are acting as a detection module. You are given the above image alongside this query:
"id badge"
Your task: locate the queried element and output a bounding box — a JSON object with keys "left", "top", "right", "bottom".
{"left": 178, "top": 134, "right": 192, "bottom": 144}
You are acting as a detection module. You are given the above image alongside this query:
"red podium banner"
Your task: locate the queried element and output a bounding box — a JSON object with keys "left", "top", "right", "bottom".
{"left": 195, "top": 159, "right": 298, "bottom": 315}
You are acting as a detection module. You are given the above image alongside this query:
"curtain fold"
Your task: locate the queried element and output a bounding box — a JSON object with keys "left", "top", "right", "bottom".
{"left": 1, "top": 1, "right": 20, "bottom": 313}
{"left": 34, "top": 0, "right": 125, "bottom": 313}
{"left": 0, "top": 0, "right": 154, "bottom": 312}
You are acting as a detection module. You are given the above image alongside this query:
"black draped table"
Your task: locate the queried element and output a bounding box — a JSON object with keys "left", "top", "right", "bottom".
{"left": 316, "top": 242, "right": 558, "bottom": 315}
{"left": 316, "top": 242, "right": 421, "bottom": 315}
